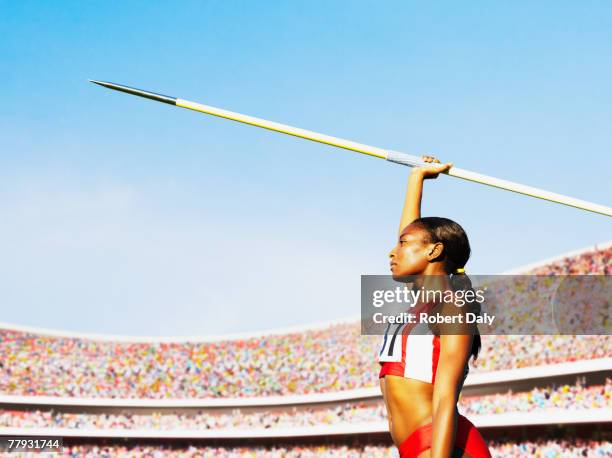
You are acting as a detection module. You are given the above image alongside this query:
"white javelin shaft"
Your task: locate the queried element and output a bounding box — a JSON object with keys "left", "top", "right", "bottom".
{"left": 177, "top": 98, "right": 611, "bottom": 217}
{"left": 89, "top": 81, "right": 612, "bottom": 217}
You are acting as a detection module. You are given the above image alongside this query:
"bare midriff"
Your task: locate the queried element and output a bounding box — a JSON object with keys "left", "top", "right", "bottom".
{"left": 380, "top": 374, "right": 434, "bottom": 447}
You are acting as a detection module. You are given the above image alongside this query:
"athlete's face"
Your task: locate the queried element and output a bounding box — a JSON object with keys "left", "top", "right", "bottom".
{"left": 389, "top": 225, "right": 440, "bottom": 279}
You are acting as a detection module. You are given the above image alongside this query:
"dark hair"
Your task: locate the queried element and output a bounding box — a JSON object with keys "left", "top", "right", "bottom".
{"left": 410, "top": 217, "right": 481, "bottom": 361}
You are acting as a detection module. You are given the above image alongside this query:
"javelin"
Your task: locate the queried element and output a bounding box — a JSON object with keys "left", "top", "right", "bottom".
{"left": 90, "top": 80, "right": 611, "bottom": 217}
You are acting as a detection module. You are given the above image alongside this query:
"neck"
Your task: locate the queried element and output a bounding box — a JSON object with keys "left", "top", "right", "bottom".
{"left": 413, "top": 264, "right": 450, "bottom": 295}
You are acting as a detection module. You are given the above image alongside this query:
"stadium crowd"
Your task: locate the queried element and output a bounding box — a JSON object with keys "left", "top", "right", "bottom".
{"left": 0, "top": 246, "right": 609, "bottom": 401}
{"left": 1, "top": 329, "right": 609, "bottom": 400}
{"left": 0, "top": 380, "right": 609, "bottom": 430}
{"left": 528, "top": 244, "right": 611, "bottom": 275}
{"left": 460, "top": 378, "right": 611, "bottom": 415}
{"left": 490, "top": 438, "right": 612, "bottom": 457}
{"left": 3, "top": 439, "right": 610, "bottom": 457}
{"left": 0, "top": 246, "right": 608, "bottom": 400}
{"left": 478, "top": 274, "right": 608, "bottom": 335}
{"left": 463, "top": 243, "right": 611, "bottom": 335}
{"left": 0, "top": 242, "right": 608, "bottom": 458}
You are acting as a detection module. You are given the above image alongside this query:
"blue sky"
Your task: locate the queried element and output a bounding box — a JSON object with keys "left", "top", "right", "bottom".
{"left": 1, "top": 1, "right": 611, "bottom": 336}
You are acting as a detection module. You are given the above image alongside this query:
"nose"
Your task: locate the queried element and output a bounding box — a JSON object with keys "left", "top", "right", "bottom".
{"left": 389, "top": 246, "right": 396, "bottom": 259}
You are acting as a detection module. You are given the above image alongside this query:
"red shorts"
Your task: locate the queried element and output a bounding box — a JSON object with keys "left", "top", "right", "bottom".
{"left": 398, "top": 414, "right": 492, "bottom": 458}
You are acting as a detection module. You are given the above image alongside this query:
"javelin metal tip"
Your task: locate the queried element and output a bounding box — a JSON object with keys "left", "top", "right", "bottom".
{"left": 88, "top": 79, "right": 110, "bottom": 86}
{"left": 89, "top": 79, "right": 177, "bottom": 105}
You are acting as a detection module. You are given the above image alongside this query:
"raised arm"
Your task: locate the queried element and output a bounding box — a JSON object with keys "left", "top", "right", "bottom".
{"left": 398, "top": 156, "right": 453, "bottom": 237}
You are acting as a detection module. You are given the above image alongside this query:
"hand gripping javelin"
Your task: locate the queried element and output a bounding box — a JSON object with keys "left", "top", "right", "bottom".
{"left": 90, "top": 80, "right": 611, "bottom": 217}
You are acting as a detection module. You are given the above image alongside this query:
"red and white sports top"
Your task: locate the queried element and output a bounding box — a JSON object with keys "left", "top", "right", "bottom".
{"left": 378, "top": 301, "right": 470, "bottom": 385}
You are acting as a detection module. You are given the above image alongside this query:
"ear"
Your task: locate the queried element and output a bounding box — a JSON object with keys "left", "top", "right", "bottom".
{"left": 427, "top": 242, "right": 445, "bottom": 261}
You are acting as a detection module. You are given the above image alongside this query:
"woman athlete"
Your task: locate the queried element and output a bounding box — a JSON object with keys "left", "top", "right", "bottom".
{"left": 378, "top": 155, "right": 492, "bottom": 458}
